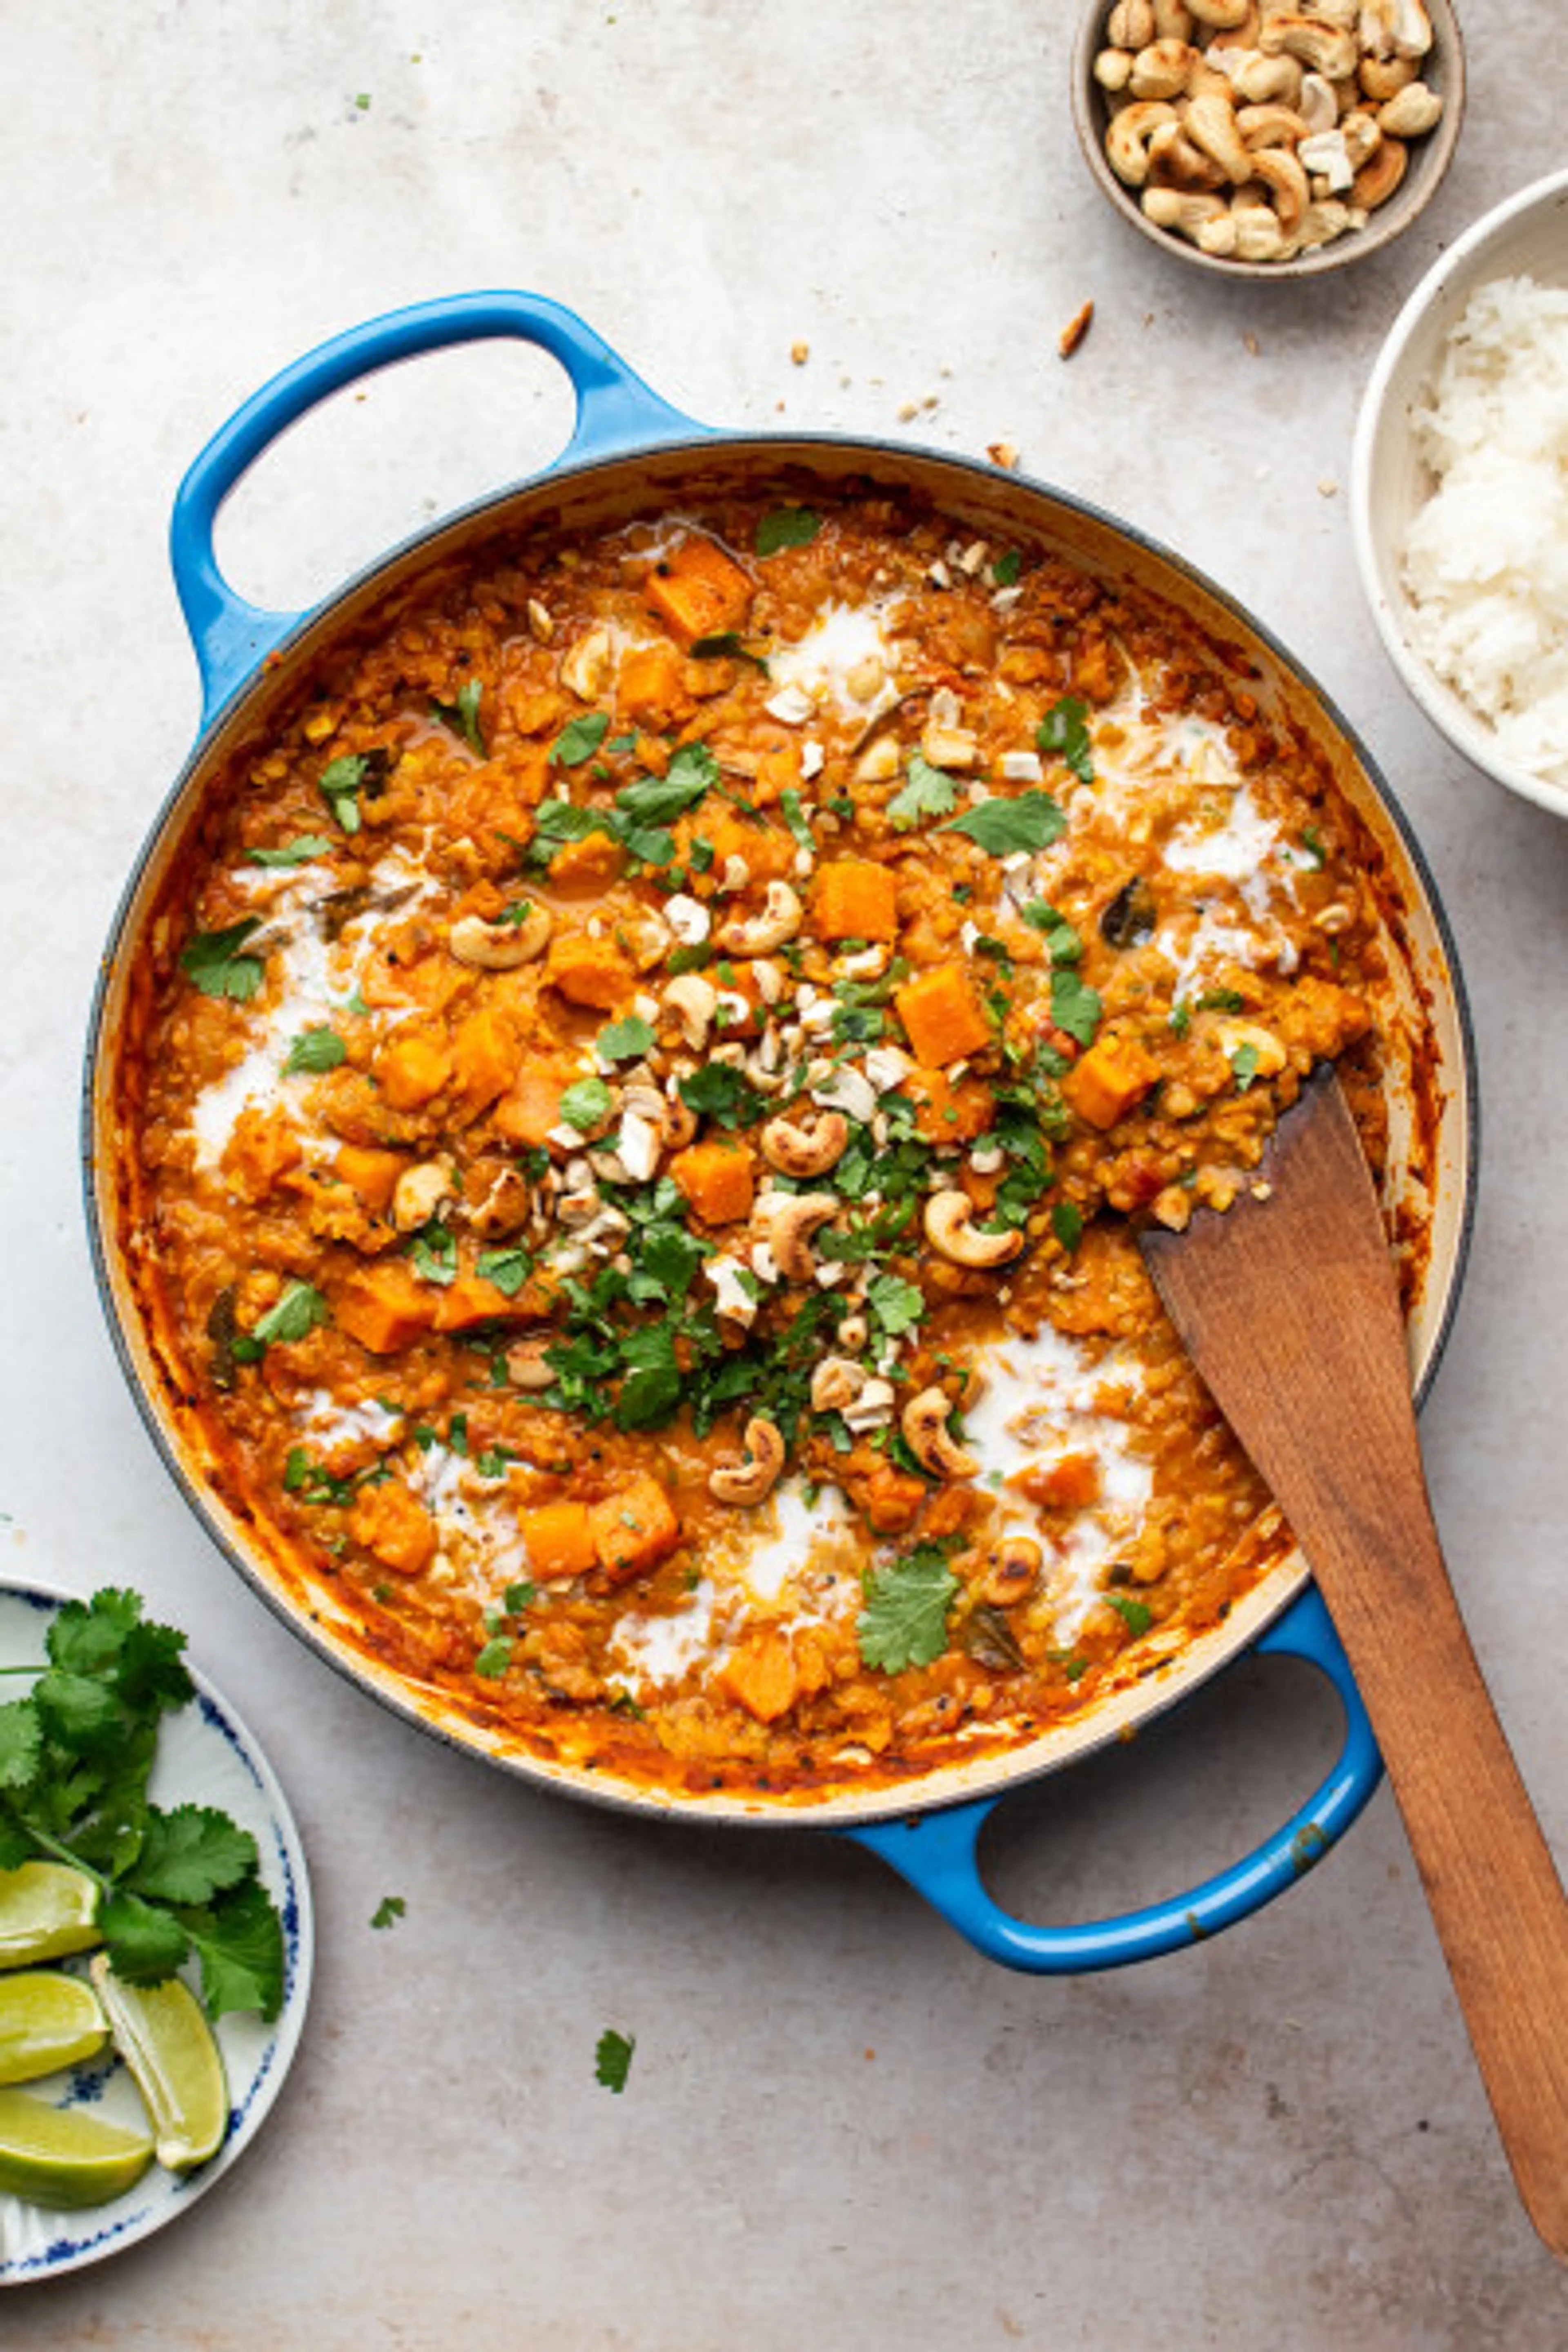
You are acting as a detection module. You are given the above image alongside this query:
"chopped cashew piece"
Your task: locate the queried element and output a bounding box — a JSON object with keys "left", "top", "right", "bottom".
{"left": 664, "top": 971, "right": 719, "bottom": 1049}
{"left": 708, "top": 1416, "right": 786, "bottom": 1506}
{"left": 901, "top": 1387, "right": 979, "bottom": 1481}
{"left": 392, "top": 1161, "right": 455, "bottom": 1233}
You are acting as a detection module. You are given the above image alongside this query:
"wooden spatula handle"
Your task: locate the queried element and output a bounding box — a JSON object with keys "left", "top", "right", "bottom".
{"left": 1142, "top": 1071, "right": 1568, "bottom": 2259}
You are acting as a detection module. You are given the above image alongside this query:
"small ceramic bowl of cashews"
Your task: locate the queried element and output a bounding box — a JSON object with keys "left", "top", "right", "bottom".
{"left": 1071, "top": 0, "right": 1465, "bottom": 279}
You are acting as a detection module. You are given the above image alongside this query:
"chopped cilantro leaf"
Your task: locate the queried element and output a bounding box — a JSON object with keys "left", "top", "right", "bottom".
{"left": 616, "top": 742, "right": 718, "bottom": 826}
{"left": 780, "top": 787, "right": 815, "bottom": 856}
{"left": 857, "top": 1541, "right": 960, "bottom": 1672}
{"left": 992, "top": 550, "right": 1022, "bottom": 587}
{"left": 755, "top": 507, "right": 821, "bottom": 557}
{"left": 1050, "top": 966, "right": 1102, "bottom": 1048}
{"left": 408, "top": 1223, "right": 458, "bottom": 1287}
{"left": 1036, "top": 694, "right": 1094, "bottom": 785}
{"left": 550, "top": 711, "right": 611, "bottom": 766}
{"left": 889, "top": 751, "right": 960, "bottom": 832}
{"left": 690, "top": 632, "right": 769, "bottom": 672}
{"left": 431, "top": 677, "right": 486, "bottom": 756}
{"left": 559, "top": 1076, "right": 615, "bottom": 1132}
{"left": 474, "top": 1246, "right": 533, "bottom": 1296}
{"left": 1051, "top": 1200, "right": 1084, "bottom": 1251}
{"left": 865, "top": 1272, "right": 925, "bottom": 1337}
{"left": 1106, "top": 1593, "right": 1154, "bottom": 1637}
{"left": 941, "top": 790, "right": 1066, "bottom": 855}
{"left": 237, "top": 1281, "right": 329, "bottom": 1356}
{"left": 283, "top": 1024, "right": 347, "bottom": 1076}
{"left": 318, "top": 753, "right": 372, "bottom": 834}
{"left": 474, "top": 1636, "right": 514, "bottom": 1678}
{"left": 247, "top": 833, "right": 333, "bottom": 869}
{"left": 677, "top": 1062, "right": 766, "bottom": 1129}
{"left": 180, "top": 919, "right": 266, "bottom": 1004}
{"left": 597, "top": 1013, "right": 657, "bottom": 1062}
{"left": 1230, "top": 1041, "right": 1261, "bottom": 1092}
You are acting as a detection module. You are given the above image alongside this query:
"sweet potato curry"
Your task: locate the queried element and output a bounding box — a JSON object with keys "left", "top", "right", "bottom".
{"left": 116, "top": 484, "right": 1400, "bottom": 1797}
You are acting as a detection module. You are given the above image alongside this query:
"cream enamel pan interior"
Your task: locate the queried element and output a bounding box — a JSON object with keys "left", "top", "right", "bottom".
{"left": 85, "top": 430, "right": 1476, "bottom": 1826}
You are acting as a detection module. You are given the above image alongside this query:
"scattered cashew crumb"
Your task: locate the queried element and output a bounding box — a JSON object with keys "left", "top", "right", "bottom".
{"left": 1251, "top": 1182, "right": 1274, "bottom": 1202}
{"left": 897, "top": 400, "right": 920, "bottom": 422}
{"left": 1059, "top": 299, "right": 1095, "bottom": 359}
{"left": 1243, "top": 332, "right": 1261, "bottom": 357}
{"left": 791, "top": 341, "right": 810, "bottom": 365}
{"left": 988, "top": 440, "right": 1020, "bottom": 469}
{"left": 1318, "top": 477, "right": 1339, "bottom": 498}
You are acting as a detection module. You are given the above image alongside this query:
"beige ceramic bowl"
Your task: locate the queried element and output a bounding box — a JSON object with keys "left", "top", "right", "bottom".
{"left": 1071, "top": 1, "right": 1465, "bottom": 283}
{"left": 1351, "top": 167, "right": 1568, "bottom": 819}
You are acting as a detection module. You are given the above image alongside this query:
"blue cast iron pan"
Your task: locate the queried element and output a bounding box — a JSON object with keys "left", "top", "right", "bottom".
{"left": 82, "top": 292, "right": 1477, "bottom": 1975}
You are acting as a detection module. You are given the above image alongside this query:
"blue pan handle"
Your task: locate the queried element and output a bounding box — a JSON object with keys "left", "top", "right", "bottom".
{"left": 169, "top": 290, "right": 706, "bottom": 725}
{"left": 842, "top": 1585, "right": 1380, "bottom": 1972}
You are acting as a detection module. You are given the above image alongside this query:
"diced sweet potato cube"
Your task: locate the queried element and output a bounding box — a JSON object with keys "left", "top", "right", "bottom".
{"left": 349, "top": 1482, "right": 437, "bottom": 1577}
{"left": 375, "top": 1030, "right": 454, "bottom": 1110}
{"left": 616, "top": 641, "right": 695, "bottom": 731}
{"left": 545, "top": 934, "right": 635, "bottom": 1011}
{"left": 669, "top": 1138, "right": 756, "bottom": 1225}
{"left": 812, "top": 858, "right": 900, "bottom": 942}
{"left": 719, "top": 1631, "right": 800, "bottom": 1724}
{"left": 895, "top": 963, "right": 993, "bottom": 1067}
{"left": 221, "top": 1109, "right": 303, "bottom": 1203}
{"left": 493, "top": 1060, "right": 575, "bottom": 1149}
{"left": 1026, "top": 1451, "right": 1103, "bottom": 1511}
{"left": 518, "top": 1501, "right": 598, "bottom": 1584}
{"left": 641, "top": 535, "right": 753, "bottom": 646}
{"left": 450, "top": 1007, "right": 522, "bottom": 1118}
{"left": 904, "top": 1068, "right": 995, "bottom": 1145}
{"left": 334, "top": 1262, "right": 439, "bottom": 1355}
{"left": 334, "top": 1145, "right": 407, "bottom": 1213}
{"left": 547, "top": 829, "right": 626, "bottom": 894}
{"left": 1065, "top": 1033, "right": 1161, "bottom": 1130}
{"left": 589, "top": 1474, "right": 682, "bottom": 1583}
{"left": 432, "top": 1273, "right": 548, "bottom": 1332}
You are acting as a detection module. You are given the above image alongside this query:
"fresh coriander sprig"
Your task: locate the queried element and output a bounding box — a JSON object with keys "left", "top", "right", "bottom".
{"left": 0, "top": 1589, "right": 286, "bottom": 2020}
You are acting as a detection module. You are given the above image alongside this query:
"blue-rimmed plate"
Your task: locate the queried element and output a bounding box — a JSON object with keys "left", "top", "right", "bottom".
{"left": 0, "top": 1581, "right": 312, "bottom": 2283}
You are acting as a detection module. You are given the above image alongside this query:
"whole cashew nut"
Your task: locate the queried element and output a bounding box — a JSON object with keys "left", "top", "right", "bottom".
{"left": 1105, "top": 99, "right": 1179, "bottom": 187}
{"left": 664, "top": 971, "right": 719, "bottom": 1049}
{"left": 900, "top": 1387, "right": 979, "bottom": 1481}
{"left": 923, "top": 1190, "right": 1024, "bottom": 1268}
{"left": 1184, "top": 90, "right": 1254, "bottom": 181}
{"left": 1245, "top": 143, "right": 1310, "bottom": 233}
{"left": 716, "top": 880, "right": 804, "bottom": 957}
{"left": 759, "top": 1190, "right": 839, "bottom": 1281}
{"left": 760, "top": 1109, "right": 851, "bottom": 1179}
{"left": 1143, "top": 187, "right": 1234, "bottom": 249}
{"left": 1376, "top": 80, "right": 1442, "bottom": 138}
{"left": 983, "top": 1535, "right": 1043, "bottom": 1607}
{"left": 506, "top": 1337, "right": 555, "bottom": 1391}
{"left": 1353, "top": 132, "right": 1407, "bottom": 208}
{"left": 1258, "top": 14, "right": 1357, "bottom": 78}
{"left": 449, "top": 907, "right": 554, "bottom": 969}
{"left": 708, "top": 1415, "right": 786, "bottom": 1506}
{"left": 1128, "top": 37, "right": 1199, "bottom": 100}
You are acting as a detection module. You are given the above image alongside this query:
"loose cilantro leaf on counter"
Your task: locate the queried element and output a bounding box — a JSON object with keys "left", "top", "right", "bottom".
{"left": 1037, "top": 694, "right": 1094, "bottom": 785}
{"left": 595, "top": 2027, "right": 636, "bottom": 2093}
{"left": 180, "top": 919, "right": 266, "bottom": 1004}
{"left": 888, "top": 752, "right": 960, "bottom": 832}
{"left": 232, "top": 1280, "right": 330, "bottom": 1362}
{"left": 857, "top": 1541, "right": 960, "bottom": 1673}
{"left": 284, "top": 1024, "right": 347, "bottom": 1076}
{"left": 755, "top": 507, "right": 821, "bottom": 557}
{"left": 941, "top": 790, "right": 1066, "bottom": 855}
{"left": 550, "top": 711, "right": 612, "bottom": 767}
{"left": 370, "top": 1895, "right": 405, "bottom": 1931}
{"left": 0, "top": 1588, "right": 285, "bottom": 2020}
{"left": 431, "top": 677, "right": 486, "bottom": 757}
{"left": 247, "top": 833, "right": 334, "bottom": 869}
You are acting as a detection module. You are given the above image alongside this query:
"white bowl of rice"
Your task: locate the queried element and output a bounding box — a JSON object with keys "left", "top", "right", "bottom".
{"left": 1352, "top": 168, "right": 1568, "bottom": 817}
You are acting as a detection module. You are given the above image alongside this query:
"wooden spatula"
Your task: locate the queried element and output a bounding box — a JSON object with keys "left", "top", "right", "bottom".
{"left": 1139, "top": 1065, "right": 1568, "bottom": 2261}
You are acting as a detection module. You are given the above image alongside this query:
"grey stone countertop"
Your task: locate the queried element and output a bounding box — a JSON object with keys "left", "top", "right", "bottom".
{"left": 2, "top": 3, "right": 1566, "bottom": 2345}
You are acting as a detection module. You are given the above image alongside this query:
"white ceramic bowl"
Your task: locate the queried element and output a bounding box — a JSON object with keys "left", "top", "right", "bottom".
{"left": 1351, "top": 167, "right": 1568, "bottom": 819}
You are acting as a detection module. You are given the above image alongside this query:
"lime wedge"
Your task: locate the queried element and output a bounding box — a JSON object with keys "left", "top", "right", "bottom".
{"left": 0, "top": 1862, "right": 101, "bottom": 1968}
{"left": 89, "top": 1958, "right": 229, "bottom": 2173}
{"left": 0, "top": 1971, "right": 108, "bottom": 2085}
{"left": 0, "top": 2086, "right": 154, "bottom": 2208}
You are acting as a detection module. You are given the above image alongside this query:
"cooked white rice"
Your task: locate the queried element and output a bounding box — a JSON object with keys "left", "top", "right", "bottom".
{"left": 1401, "top": 273, "right": 1568, "bottom": 787}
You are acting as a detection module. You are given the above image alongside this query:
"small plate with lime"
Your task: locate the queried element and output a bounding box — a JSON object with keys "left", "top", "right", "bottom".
{"left": 0, "top": 1581, "right": 312, "bottom": 2282}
